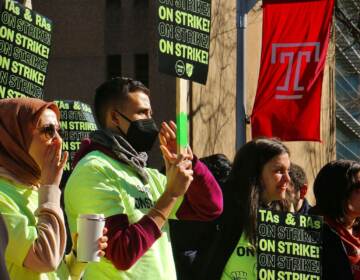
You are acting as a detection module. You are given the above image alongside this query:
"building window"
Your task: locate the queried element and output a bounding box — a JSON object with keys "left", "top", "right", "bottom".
{"left": 135, "top": 54, "right": 149, "bottom": 87}
{"left": 107, "top": 55, "right": 122, "bottom": 79}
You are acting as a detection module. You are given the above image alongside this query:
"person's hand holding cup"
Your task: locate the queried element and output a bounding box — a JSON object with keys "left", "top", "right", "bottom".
{"left": 76, "top": 214, "right": 107, "bottom": 262}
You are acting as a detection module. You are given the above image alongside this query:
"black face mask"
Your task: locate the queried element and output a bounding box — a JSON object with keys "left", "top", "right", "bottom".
{"left": 116, "top": 110, "right": 159, "bottom": 152}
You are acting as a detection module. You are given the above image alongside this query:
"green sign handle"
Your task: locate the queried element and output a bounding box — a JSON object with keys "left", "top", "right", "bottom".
{"left": 176, "top": 112, "right": 188, "bottom": 148}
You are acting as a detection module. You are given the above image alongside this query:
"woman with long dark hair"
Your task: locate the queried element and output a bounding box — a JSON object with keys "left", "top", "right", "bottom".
{"left": 311, "top": 160, "right": 360, "bottom": 279}
{"left": 197, "top": 138, "right": 291, "bottom": 280}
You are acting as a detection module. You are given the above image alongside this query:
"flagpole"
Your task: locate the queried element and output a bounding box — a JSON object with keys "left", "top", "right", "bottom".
{"left": 236, "top": 0, "right": 248, "bottom": 149}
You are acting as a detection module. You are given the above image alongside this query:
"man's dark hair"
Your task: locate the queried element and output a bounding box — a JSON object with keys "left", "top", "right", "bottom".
{"left": 289, "top": 163, "right": 308, "bottom": 191}
{"left": 94, "top": 77, "right": 150, "bottom": 128}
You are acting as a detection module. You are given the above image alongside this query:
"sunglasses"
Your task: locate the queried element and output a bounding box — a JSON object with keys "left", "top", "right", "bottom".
{"left": 38, "top": 124, "right": 63, "bottom": 140}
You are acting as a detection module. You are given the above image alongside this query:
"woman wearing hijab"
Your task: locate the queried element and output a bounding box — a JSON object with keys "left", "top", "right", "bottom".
{"left": 0, "top": 98, "right": 106, "bottom": 280}
{"left": 311, "top": 160, "right": 360, "bottom": 279}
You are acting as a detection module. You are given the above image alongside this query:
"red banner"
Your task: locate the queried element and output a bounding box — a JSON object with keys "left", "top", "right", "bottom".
{"left": 251, "top": 0, "right": 334, "bottom": 141}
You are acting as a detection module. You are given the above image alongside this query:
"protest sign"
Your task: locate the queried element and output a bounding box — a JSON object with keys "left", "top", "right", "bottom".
{"left": 0, "top": 0, "right": 52, "bottom": 99}
{"left": 54, "top": 100, "right": 97, "bottom": 172}
{"left": 157, "top": 0, "right": 211, "bottom": 84}
{"left": 257, "top": 209, "right": 323, "bottom": 280}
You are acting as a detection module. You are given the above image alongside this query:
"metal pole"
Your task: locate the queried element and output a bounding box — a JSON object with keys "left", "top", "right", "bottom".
{"left": 236, "top": 0, "right": 247, "bottom": 150}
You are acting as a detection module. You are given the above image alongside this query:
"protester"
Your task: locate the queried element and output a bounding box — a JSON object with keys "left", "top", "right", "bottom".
{"left": 311, "top": 160, "right": 360, "bottom": 279}
{"left": 196, "top": 138, "right": 291, "bottom": 280}
{"left": 170, "top": 154, "right": 232, "bottom": 279}
{"left": 287, "top": 163, "right": 310, "bottom": 214}
{"left": 0, "top": 98, "right": 107, "bottom": 280}
{"left": 64, "top": 77, "right": 223, "bottom": 279}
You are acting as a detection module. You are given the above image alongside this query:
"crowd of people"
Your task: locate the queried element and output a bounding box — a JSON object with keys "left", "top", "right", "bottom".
{"left": 0, "top": 77, "right": 359, "bottom": 279}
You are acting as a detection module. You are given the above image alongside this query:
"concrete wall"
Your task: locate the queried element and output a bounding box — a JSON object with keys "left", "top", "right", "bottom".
{"left": 32, "top": 0, "right": 107, "bottom": 107}
{"left": 191, "top": 0, "right": 238, "bottom": 161}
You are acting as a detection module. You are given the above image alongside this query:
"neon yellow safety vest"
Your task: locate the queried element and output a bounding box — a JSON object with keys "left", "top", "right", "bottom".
{"left": 65, "top": 151, "right": 183, "bottom": 280}
{"left": 221, "top": 232, "right": 257, "bottom": 280}
{"left": 0, "top": 177, "right": 71, "bottom": 280}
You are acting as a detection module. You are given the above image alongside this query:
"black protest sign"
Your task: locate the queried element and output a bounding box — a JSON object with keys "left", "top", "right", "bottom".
{"left": 257, "top": 209, "right": 323, "bottom": 280}
{"left": 157, "top": 0, "right": 211, "bottom": 84}
{"left": 0, "top": 0, "right": 52, "bottom": 99}
{"left": 54, "top": 100, "right": 97, "bottom": 172}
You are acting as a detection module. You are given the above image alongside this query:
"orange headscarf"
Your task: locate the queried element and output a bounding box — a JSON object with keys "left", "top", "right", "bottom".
{"left": 0, "top": 98, "right": 60, "bottom": 186}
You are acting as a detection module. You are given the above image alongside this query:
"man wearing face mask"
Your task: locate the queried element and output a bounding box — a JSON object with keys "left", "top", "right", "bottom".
{"left": 64, "top": 77, "right": 223, "bottom": 280}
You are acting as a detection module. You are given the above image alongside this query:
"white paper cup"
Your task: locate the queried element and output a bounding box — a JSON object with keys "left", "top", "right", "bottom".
{"left": 77, "top": 214, "right": 105, "bottom": 262}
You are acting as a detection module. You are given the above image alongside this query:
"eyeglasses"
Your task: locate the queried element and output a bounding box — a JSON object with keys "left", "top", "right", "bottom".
{"left": 38, "top": 124, "right": 63, "bottom": 140}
